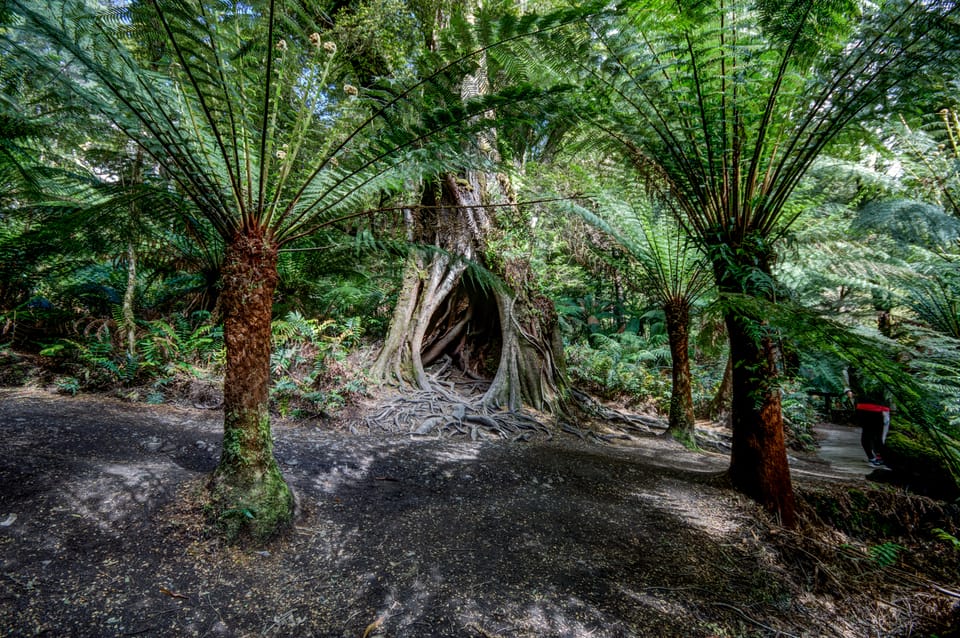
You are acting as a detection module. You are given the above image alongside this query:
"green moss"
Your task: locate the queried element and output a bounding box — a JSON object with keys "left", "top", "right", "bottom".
{"left": 799, "top": 483, "right": 958, "bottom": 543}
{"left": 209, "top": 409, "right": 293, "bottom": 542}
{"left": 670, "top": 428, "right": 699, "bottom": 451}
{"left": 885, "top": 425, "right": 959, "bottom": 501}
{"left": 208, "top": 462, "right": 293, "bottom": 542}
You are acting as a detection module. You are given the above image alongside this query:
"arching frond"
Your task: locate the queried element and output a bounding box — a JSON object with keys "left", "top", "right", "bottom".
{"left": 539, "top": 0, "right": 960, "bottom": 247}
{"left": 3, "top": 0, "right": 592, "bottom": 246}
{"left": 558, "top": 190, "right": 714, "bottom": 308}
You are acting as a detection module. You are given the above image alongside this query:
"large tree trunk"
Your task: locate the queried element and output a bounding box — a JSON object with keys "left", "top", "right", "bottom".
{"left": 373, "top": 3, "right": 567, "bottom": 416}
{"left": 725, "top": 310, "right": 796, "bottom": 526}
{"left": 712, "top": 251, "right": 796, "bottom": 527}
{"left": 372, "top": 175, "right": 567, "bottom": 415}
{"left": 664, "top": 299, "right": 695, "bottom": 444}
{"left": 208, "top": 227, "right": 293, "bottom": 541}
{"left": 483, "top": 260, "right": 567, "bottom": 413}
{"left": 370, "top": 175, "right": 476, "bottom": 390}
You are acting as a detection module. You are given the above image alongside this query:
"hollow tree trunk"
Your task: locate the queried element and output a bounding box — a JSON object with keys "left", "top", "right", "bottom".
{"left": 371, "top": 177, "right": 568, "bottom": 415}
{"left": 664, "top": 299, "right": 695, "bottom": 444}
{"left": 208, "top": 227, "right": 292, "bottom": 541}
{"left": 712, "top": 252, "right": 796, "bottom": 527}
{"left": 370, "top": 176, "right": 474, "bottom": 391}
{"left": 483, "top": 262, "right": 567, "bottom": 413}
{"left": 373, "top": 4, "right": 567, "bottom": 416}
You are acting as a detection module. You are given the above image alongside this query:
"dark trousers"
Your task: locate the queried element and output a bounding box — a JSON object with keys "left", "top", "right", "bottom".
{"left": 856, "top": 409, "right": 887, "bottom": 460}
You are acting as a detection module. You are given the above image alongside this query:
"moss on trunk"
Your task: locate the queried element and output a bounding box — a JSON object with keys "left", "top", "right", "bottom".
{"left": 209, "top": 228, "right": 293, "bottom": 541}
{"left": 711, "top": 244, "right": 796, "bottom": 527}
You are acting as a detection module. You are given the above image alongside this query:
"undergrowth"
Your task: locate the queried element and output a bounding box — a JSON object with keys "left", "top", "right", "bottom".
{"left": 16, "top": 309, "right": 366, "bottom": 419}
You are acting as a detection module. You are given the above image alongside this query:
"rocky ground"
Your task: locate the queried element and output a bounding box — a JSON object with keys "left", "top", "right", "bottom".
{"left": 1, "top": 387, "right": 959, "bottom": 637}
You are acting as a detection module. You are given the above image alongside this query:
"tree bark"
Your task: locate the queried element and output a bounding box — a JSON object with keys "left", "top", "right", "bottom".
{"left": 122, "top": 146, "right": 144, "bottom": 359}
{"left": 705, "top": 354, "right": 733, "bottom": 424}
{"left": 373, "top": 1, "right": 567, "bottom": 416}
{"left": 664, "top": 299, "right": 695, "bottom": 444}
{"left": 712, "top": 250, "right": 797, "bottom": 527}
{"left": 483, "top": 261, "right": 567, "bottom": 413}
{"left": 123, "top": 242, "right": 137, "bottom": 358}
{"left": 372, "top": 177, "right": 568, "bottom": 415}
{"left": 371, "top": 176, "right": 476, "bottom": 390}
{"left": 208, "top": 226, "right": 292, "bottom": 541}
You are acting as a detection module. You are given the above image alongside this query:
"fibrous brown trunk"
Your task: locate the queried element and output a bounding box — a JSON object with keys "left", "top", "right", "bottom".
{"left": 208, "top": 227, "right": 292, "bottom": 541}
{"left": 713, "top": 251, "right": 796, "bottom": 527}
{"left": 725, "top": 310, "right": 796, "bottom": 526}
{"left": 664, "top": 299, "right": 695, "bottom": 444}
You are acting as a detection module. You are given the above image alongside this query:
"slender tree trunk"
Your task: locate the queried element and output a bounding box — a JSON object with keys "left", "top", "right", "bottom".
{"left": 122, "top": 146, "right": 143, "bottom": 358}
{"left": 123, "top": 242, "right": 137, "bottom": 357}
{"left": 664, "top": 299, "right": 695, "bottom": 444}
{"left": 208, "top": 226, "right": 292, "bottom": 540}
{"left": 712, "top": 251, "right": 796, "bottom": 527}
{"left": 705, "top": 354, "right": 733, "bottom": 424}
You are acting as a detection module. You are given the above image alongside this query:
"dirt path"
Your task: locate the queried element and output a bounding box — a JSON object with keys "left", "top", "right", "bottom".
{"left": 0, "top": 388, "right": 956, "bottom": 637}
{"left": 812, "top": 423, "right": 872, "bottom": 477}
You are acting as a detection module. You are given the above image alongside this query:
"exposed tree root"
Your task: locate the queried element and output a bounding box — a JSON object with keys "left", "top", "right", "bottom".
{"left": 359, "top": 383, "right": 557, "bottom": 442}
{"left": 354, "top": 362, "right": 668, "bottom": 444}
{"left": 569, "top": 388, "right": 667, "bottom": 437}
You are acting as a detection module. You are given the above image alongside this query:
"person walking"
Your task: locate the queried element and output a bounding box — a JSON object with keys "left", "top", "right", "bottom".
{"left": 844, "top": 368, "right": 891, "bottom": 468}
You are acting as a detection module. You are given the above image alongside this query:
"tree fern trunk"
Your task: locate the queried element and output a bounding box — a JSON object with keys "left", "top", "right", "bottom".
{"left": 712, "top": 251, "right": 796, "bottom": 527}
{"left": 664, "top": 299, "right": 695, "bottom": 444}
{"left": 208, "top": 227, "right": 292, "bottom": 541}
{"left": 725, "top": 309, "right": 796, "bottom": 526}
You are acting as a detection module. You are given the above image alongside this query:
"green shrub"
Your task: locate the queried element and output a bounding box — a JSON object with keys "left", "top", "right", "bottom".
{"left": 781, "top": 377, "right": 819, "bottom": 451}
{"left": 565, "top": 332, "right": 671, "bottom": 411}
{"left": 269, "top": 312, "right": 367, "bottom": 418}
{"left": 885, "top": 424, "right": 960, "bottom": 500}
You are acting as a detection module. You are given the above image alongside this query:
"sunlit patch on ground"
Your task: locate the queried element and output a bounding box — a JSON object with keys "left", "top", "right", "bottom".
{"left": 2, "top": 388, "right": 958, "bottom": 637}
{"left": 632, "top": 478, "right": 743, "bottom": 537}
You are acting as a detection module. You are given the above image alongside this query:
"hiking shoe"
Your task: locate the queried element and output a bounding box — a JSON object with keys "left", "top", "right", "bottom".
{"left": 868, "top": 458, "right": 889, "bottom": 469}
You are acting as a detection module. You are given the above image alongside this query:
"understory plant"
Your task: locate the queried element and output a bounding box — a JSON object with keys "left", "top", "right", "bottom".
{"left": 270, "top": 311, "right": 367, "bottom": 418}
{"left": 565, "top": 331, "right": 672, "bottom": 412}
{"left": 37, "top": 310, "right": 223, "bottom": 397}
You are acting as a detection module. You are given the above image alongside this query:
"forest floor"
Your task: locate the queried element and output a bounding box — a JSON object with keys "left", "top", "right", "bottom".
{"left": 1, "top": 386, "right": 959, "bottom": 638}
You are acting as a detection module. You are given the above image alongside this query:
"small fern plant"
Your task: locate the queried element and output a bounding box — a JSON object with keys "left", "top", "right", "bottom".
{"left": 932, "top": 527, "right": 960, "bottom": 551}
